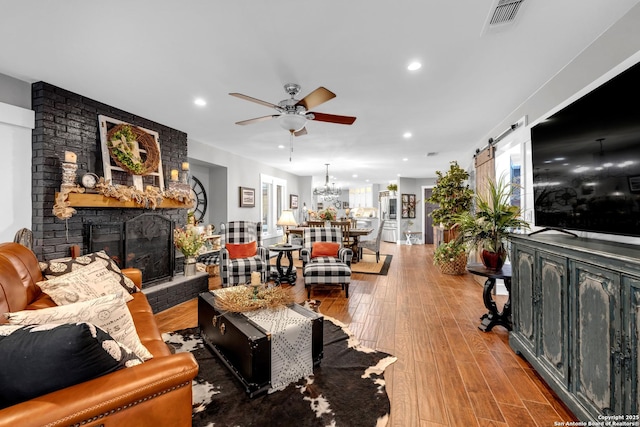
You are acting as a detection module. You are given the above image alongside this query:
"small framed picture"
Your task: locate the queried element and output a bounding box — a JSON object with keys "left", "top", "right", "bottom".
{"left": 342, "top": 201, "right": 349, "bottom": 209}
{"left": 239, "top": 187, "right": 255, "bottom": 207}
{"left": 290, "top": 194, "right": 299, "bottom": 209}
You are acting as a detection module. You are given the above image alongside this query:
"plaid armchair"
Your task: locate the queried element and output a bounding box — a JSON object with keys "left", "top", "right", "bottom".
{"left": 220, "top": 221, "right": 269, "bottom": 286}
{"left": 300, "top": 227, "right": 352, "bottom": 298}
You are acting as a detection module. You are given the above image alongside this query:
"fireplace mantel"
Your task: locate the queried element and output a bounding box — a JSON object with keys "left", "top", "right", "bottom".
{"left": 59, "top": 192, "right": 193, "bottom": 209}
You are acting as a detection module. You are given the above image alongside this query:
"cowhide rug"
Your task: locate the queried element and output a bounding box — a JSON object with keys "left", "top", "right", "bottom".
{"left": 163, "top": 315, "right": 396, "bottom": 427}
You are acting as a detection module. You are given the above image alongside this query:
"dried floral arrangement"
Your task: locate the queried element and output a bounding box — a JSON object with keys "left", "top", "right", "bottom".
{"left": 213, "top": 286, "right": 294, "bottom": 313}
{"left": 174, "top": 226, "right": 205, "bottom": 257}
{"left": 52, "top": 178, "right": 195, "bottom": 220}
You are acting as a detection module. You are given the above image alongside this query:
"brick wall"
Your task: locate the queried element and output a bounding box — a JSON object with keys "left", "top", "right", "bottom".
{"left": 31, "top": 82, "right": 189, "bottom": 261}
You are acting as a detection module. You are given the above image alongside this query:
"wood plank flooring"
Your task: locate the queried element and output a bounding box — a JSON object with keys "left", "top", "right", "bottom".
{"left": 154, "top": 242, "right": 577, "bottom": 426}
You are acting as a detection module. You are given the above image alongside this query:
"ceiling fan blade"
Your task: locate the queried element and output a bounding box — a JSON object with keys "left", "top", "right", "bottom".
{"left": 229, "top": 93, "right": 279, "bottom": 109}
{"left": 296, "top": 87, "right": 336, "bottom": 110}
{"left": 235, "top": 115, "right": 278, "bottom": 126}
{"left": 293, "top": 127, "right": 307, "bottom": 137}
{"left": 309, "top": 112, "right": 357, "bottom": 125}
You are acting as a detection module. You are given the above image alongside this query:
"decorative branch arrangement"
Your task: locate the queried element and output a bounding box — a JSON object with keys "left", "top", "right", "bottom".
{"left": 52, "top": 178, "right": 194, "bottom": 220}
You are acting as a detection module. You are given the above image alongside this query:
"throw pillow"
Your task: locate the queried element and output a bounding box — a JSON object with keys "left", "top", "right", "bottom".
{"left": 226, "top": 241, "right": 257, "bottom": 259}
{"left": 39, "top": 251, "right": 138, "bottom": 294}
{"left": 0, "top": 322, "right": 142, "bottom": 409}
{"left": 311, "top": 242, "right": 340, "bottom": 258}
{"left": 6, "top": 293, "right": 153, "bottom": 361}
{"left": 37, "top": 260, "right": 134, "bottom": 305}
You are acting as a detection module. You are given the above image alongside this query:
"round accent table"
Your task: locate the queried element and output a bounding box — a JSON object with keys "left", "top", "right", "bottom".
{"left": 268, "top": 244, "right": 302, "bottom": 284}
{"left": 466, "top": 263, "right": 512, "bottom": 332}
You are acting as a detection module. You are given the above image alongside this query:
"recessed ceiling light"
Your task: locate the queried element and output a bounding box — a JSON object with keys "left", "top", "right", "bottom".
{"left": 407, "top": 62, "right": 422, "bottom": 71}
{"left": 403, "top": 132, "right": 412, "bottom": 138}
{"left": 402, "top": 158, "right": 408, "bottom": 162}
{"left": 194, "top": 98, "right": 207, "bottom": 107}
{"left": 352, "top": 174, "right": 358, "bottom": 178}
{"left": 278, "top": 144, "right": 285, "bottom": 149}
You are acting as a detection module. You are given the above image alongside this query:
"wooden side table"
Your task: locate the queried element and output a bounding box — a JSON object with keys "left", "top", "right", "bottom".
{"left": 466, "top": 263, "right": 512, "bottom": 332}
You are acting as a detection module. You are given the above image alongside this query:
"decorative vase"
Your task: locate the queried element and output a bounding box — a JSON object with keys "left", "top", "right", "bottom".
{"left": 184, "top": 256, "right": 197, "bottom": 276}
{"left": 325, "top": 220, "right": 332, "bottom": 227}
{"left": 481, "top": 248, "right": 507, "bottom": 271}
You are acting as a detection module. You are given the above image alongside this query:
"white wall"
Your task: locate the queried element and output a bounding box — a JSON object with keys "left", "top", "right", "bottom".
{"left": 0, "top": 101, "right": 35, "bottom": 242}
{"left": 477, "top": 3, "right": 640, "bottom": 246}
{"left": 187, "top": 138, "right": 310, "bottom": 228}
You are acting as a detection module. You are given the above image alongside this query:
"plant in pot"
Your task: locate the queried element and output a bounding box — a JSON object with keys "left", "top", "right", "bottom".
{"left": 454, "top": 178, "right": 530, "bottom": 271}
{"left": 426, "top": 161, "right": 474, "bottom": 242}
{"left": 433, "top": 240, "right": 467, "bottom": 275}
{"left": 386, "top": 183, "right": 398, "bottom": 196}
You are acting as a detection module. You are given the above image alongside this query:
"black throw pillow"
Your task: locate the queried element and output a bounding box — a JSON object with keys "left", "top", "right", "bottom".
{"left": 0, "top": 322, "right": 143, "bottom": 408}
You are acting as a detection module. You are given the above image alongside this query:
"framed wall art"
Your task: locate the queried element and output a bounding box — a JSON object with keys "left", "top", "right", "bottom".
{"left": 239, "top": 187, "right": 255, "bottom": 207}
{"left": 290, "top": 194, "right": 299, "bottom": 209}
{"left": 401, "top": 193, "right": 416, "bottom": 218}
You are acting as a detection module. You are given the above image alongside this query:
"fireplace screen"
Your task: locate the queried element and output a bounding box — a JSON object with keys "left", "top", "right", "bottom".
{"left": 87, "top": 213, "right": 175, "bottom": 286}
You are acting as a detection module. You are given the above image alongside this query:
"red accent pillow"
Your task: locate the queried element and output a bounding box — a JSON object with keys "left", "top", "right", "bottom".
{"left": 226, "top": 241, "right": 257, "bottom": 259}
{"left": 311, "top": 242, "right": 340, "bottom": 258}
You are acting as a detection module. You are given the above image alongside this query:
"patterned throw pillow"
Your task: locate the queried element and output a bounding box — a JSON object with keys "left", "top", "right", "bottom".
{"left": 39, "top": 251, "right": 138, "bottom": 294}
{"left": 37, "top": 260, "right": 134, "bottom": 305}
{"left": 6, "top": 293, "right": 153, "bottom": 361}
{"left": 0, "top": 322, "right": 142, "bottom": 409}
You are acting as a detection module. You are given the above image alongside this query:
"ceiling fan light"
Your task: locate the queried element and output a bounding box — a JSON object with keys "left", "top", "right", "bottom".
{"left": 279, "top": 114, "right": 307, "bottom": 132}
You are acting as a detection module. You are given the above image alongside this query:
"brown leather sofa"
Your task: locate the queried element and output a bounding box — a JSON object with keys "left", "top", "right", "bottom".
{"left": 0, "top": 242, "right": 199, "bottom": 427}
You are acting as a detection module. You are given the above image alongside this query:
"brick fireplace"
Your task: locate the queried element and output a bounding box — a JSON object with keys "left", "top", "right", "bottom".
{"left": 30, "top": 82, "right": 207, "bottom": 312}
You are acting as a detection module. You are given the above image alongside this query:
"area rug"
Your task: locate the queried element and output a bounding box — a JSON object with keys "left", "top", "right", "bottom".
{"left": 164, "top": 316, "right": 397, "bottom": 427}
{"left": 270, "top": 252, "right": 392, "bottom": 276}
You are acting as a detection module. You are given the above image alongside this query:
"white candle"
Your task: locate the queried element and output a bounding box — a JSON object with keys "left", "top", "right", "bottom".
{"left": 251, "top": 271, "right": 261, "bottom": 285}
{"left": 170, "top": 169, "right": 179, "bottom": 181}
{"left": 64, "top": 151, "right": 77, "bottom": 163}
{"left": 182, "top": 162, "right": 189, "bottom": 171}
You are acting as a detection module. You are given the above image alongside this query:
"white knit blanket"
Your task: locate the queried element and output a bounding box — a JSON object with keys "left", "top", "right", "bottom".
{"left": 244, "top": 307, "right": 313, "bottom": 390}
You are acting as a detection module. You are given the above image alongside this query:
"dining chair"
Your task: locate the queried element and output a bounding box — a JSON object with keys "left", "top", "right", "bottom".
{"left": 306, "top": 220, "right": 325, "bottom": 228}
{"left": 359, "top": 219, "right": 385, "bottom": 263}
{"left": 330, "top": 220, "right": 356, "bottom": 253}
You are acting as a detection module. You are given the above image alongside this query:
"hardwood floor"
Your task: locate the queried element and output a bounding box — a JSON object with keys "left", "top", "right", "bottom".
{"left": 154, "top": 242, "right": 577, "bottom": 426}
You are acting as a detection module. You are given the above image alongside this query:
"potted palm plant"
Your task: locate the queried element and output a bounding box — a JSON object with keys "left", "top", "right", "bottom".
{"left": 454, "top": 178, "right": 530, "bottom": 270}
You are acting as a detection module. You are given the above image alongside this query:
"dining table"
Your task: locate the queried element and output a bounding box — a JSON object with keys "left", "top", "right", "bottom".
{"left": 288, "top": 226, "right": 373, "bottom": 263}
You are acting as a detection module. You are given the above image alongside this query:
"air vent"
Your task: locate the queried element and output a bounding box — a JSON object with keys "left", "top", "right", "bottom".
{"left": 490, "top": 0, "right": 524, "bottom": 25}
{"left": 482, "top": 0, "right": 526, "bottom": 35}
{"left": 426, "top": 152, "right": 438, "bottom": 157}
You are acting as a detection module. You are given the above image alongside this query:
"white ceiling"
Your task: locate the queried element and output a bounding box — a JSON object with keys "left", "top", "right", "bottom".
{"left": 1, "top": 0, "right": 639, "bottom": 188}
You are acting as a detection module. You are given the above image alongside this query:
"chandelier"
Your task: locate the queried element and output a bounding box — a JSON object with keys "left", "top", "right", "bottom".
{"left": 313, "top": 164, "right": 342, "bottom": 202}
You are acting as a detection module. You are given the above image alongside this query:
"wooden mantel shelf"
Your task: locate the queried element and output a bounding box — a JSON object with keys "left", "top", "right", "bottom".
{"left": 59, "top": 192, "right": 192, "bottom": 209}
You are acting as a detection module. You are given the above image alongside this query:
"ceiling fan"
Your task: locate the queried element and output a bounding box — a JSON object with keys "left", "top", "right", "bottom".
{"left": 229, "top": 83, "right": 356, "bottom": 136}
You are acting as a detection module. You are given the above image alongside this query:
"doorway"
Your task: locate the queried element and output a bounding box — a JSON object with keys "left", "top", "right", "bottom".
{"left": 423, "top": 188, "right": 435, "bottom": 244}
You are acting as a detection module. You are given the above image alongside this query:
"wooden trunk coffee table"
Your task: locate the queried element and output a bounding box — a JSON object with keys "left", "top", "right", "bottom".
{"left": 198, "top": 290, "right": 323, "bottom": 397}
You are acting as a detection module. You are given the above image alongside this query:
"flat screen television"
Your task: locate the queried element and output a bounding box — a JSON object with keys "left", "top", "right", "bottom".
{"left": 531, "top": 60, "right": 640, "bottom": 237}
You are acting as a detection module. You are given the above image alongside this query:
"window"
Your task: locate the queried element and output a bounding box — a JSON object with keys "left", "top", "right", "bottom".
{"left": 260, "top": 174, "right": 286, "bottom": 239}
